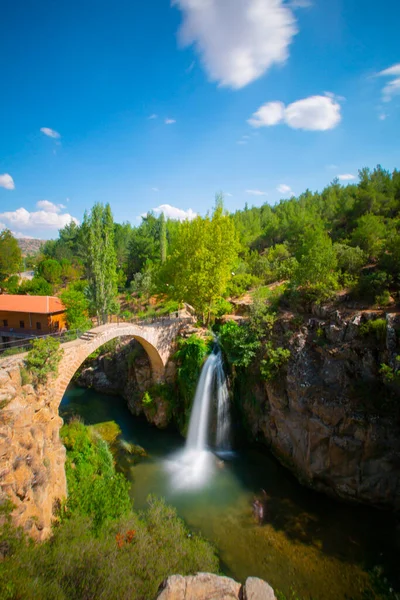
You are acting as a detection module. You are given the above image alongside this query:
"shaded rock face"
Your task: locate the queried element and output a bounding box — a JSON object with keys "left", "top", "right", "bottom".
{"left": 0, "top": 359, "right": 66, "bottom": 540}
{"left": 156, "top": 573, "right": 276, "bottom": 600}
{"left": 76, "top": 339, "right": 175, "bottom": 429}
{"left": 239, "top": 309, "right": 400, "bottom": 509}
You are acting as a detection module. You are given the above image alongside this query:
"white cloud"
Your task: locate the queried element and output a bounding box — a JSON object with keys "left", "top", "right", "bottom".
{"left": 326, "top": 164, "right": 338, "bottom": 169}
{"left": 246, "top": 189, "right": 268, "bottom": 196}
{"left": 248, "top": 94, "right": 341, "bottom": 131}
{"left": 148, "top": 114, "right": 158, "bottom": 119}
{"left": 173, "top": 0, "right": 297, "bottom": 89}
{"left": 224, "top": 192, "right": 233, "bottom": 197}
{"left": 376, "top": 63, "right": 400, "bottom": 102}
{"left": 289, "top": 0, "right": 312, "bottom": 7}
{"left": 338, "top": 174, "right": 356, "bottom": 181}
{"left": 248, "top": 101, "right": 285, "bottom": 127}
{"left": 237, "top": 140, "right": 247, "bottom": 145}
{"left": 165, "top": 118, "right": 176, "bottom": 124}
{"left": 0, "top": 206, "right": 79, "bottom": 230}
{"left": 186, "top": 60, "right": 196, "bottom": 73}
{"left": 40, "top": 127, "right": 61, "bottom": 139}
{"left": 12, "top": 231, "right": 34, "bottom": 239}
{"left": 277, "top": 184, "right": 293, "bottom": 195}
{"left": 36, "top": 200, "right": 64, "bottom": 213}
{"left": 152, "top": 204, "right": 197, "bottom": 221}
{"left": 0, "top": 173, "right": 15, "bottom": 190}
{"left": 379, "top": 113, "right": 388, "bottom": 121}
{"left": 151, "top": 187, "right": 160, "bottom": 192}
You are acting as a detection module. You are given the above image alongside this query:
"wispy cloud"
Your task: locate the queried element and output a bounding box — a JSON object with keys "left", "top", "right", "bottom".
{"left": 0, "top": 173, "right": 15, "bottom": 190}
{"left": 248, "top": 94, "right": 342, "bottom": 131}
{"left": 186, "top": 61, "right": 195, "bottom": 74}
{"left": 338, "top": 174, "right": 356, "bottom": 181}
{"left": 165, "top": 118, "right": 176, "bottom": 125}
{"left": 148, "top": 114, "right": 158, "bottom": 120}
{"left": 0, "top": 201, "right": 79, "bottom": 230}
{"left": 151, "top": 187, "right": 160, "bottom": 192}
{"left": 277, "top": 184, "right": 293, "bottom": 195}
{"left": 40, "top": 127, "right": 61, "bottom": 139}
{"left": 289, "top": 0, "right": 312, "bottom": 7}
{"left": 246, "top": 189, "right": 268, "bottom": 196}
{"left": 173, "top": 0, "right": 297, "bottom": 89}
{"left": 376, "top": 63, "right": 400, "bottom": 102}
{"left": 143, "top": 204, "right": 197, "bottom": 221}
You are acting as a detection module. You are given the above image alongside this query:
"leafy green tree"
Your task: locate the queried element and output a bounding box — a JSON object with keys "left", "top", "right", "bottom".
{"left": 18, "top": 276, "right": 53, "bottom": 296}
{"left": 219, "top": 321, "right": 261, "bottom": 368}
{"left": 160, "top": 211, "right": 167, "bottom": 263}
{"left": 0, "top": 229, "right": 22, "bottom": 281}
{"left": 37, "top": 258, "right": 62, "bottom": 283}
{"left": 159, "top": 200, "right": 239, "bottom": 322}
{"left": 127, "top": 213, "right": 161, "bottom": 277}
{"left": 25, "top": 338, "right": 63, "bottom": 386}
{"left": 334, "top": 243, "right": 366, "bottom": 274}
{"left": 60, "top": 288, "right": 92, "bottom": 331}
{"left": 82, "top": 203, "right": 119, "bottom": 324}
{"left": 351, "top": 214, "right": 386, "bottom": 259}
{"left": 294, "top": 228, "right": 338, "bottom": 295}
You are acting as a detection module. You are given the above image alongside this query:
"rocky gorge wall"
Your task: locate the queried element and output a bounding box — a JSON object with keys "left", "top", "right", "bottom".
{"left": 0, "top": 357, "right": 66, "bottom": 540}
{"left": 236, "top": 307, "right": 400, "bottom": 510}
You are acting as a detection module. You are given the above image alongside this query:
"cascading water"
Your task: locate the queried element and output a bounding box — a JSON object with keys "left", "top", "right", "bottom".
{"left": 166, "top": 345, "right": 232, "bottom": 489}
{"left": 215, "top": 351, "right": 231, "bottom": 452}
{"left": 186, "top": 352, "right": 218, "bottom": 451}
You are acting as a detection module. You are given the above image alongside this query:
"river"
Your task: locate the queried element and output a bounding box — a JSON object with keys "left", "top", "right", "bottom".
{"left": 60, "top": 385, "right": 399, "bottom": 600}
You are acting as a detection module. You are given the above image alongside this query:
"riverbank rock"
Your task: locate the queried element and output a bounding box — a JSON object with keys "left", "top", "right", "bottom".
{"left": 156, "top": 573, "right": 276, "bottom": 600}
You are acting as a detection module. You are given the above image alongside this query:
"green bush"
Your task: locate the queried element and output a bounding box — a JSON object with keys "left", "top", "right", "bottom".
{"left": 212, "top": 297, "right": 233, "bottom": 318}
{"left": 18, "top": 276, "right": 53, "bottom": 296}
{"left": 334, "top": 243, "right": 366, "bottom": 274}
{"left": 375, "top": 290, "right": 391, "bottom": 307}
{"left": 226, "top": 273, "right": 260, "bottom": 297}
{"left": 359, "top": 318, "right": 387, "bottom": 342}
{"left": 219, "top": 321, "right": 260, "bottom": 369}
{"left": 25, "top": 337, "right": 63, "bottom": 386}
{"left": 354, "top": 270, "right": 391, "bottom": 303}
{"left": 260, "top": 343, "right": 291, "bottom": 381}
{"left": 142, "top": 391, "right": 153, "bottom": 406}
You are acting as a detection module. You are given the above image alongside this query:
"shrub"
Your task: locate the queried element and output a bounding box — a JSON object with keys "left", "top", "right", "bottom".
{"left": 359, "top": 318, "right": 387, "bottom": 342}
{"left": 354, "top": 270, "right": 391, "bottom": 303}
{"left": 334, "top": 243, "right": 366, "bottom": 274}
{"left": 142, "top": 391, "right": 153, "bottom": 406}
{"left": 375, "top": 290, "right": 391, "bottom": 307}
{"left": 25, "top": 337, "right": 63, "bottom": 386}
{"left": 226, "top": 273, "right": 260, "bottom": 297}
{"left": 219, "top": 321, "right": 260, "bottom": 369}
{"left": 212, "top": 297, "right": 233, "bottom": 318}
{"left": 18, "top": 276, "right": 53, "bottom": 296}
{"left": 260, "top": 343, "right": 291, "bottom": 381}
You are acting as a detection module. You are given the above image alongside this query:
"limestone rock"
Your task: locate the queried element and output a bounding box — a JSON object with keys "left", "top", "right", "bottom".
{"left": 157, "top": 573, "right": 242, "bottom": 600}
{"left": 244, "top": 577, "right": 277, "bottom": 600}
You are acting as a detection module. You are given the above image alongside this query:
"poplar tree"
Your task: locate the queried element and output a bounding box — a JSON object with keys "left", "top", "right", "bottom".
{"left": 83, "top": 203, "right": 119, "bottom": 324}
{"left": 160, "top": 212, "right": 167, "bottom": 263}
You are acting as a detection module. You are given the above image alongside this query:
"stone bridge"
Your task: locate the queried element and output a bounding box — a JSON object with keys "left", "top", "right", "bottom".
{"left": 0, "top": 315, "right": 193, "bottom": 539}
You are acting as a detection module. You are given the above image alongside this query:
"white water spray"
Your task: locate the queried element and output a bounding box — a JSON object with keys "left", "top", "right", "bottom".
{"left": 165, "top": 346, "right": 232, "bottom": 489}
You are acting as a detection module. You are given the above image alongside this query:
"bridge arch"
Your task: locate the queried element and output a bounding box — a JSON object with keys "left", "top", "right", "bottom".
{"left": 52, "top": 320, "right": 185, "bottom": 407}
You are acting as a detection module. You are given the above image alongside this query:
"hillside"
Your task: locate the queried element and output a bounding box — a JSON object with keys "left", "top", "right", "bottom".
{"left": 17, "top": 237, "right": 45, "bottom": 256}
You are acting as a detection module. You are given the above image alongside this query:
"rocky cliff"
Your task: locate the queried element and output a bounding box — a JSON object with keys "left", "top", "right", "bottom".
{"left": 156, "top": 573, "right": 276, "bottom": 600}
{"left": 0, "top": 358, "right": 66, "bottom": 540}
{"left": 236, "top": 307, "right": 400, "bottom": 509}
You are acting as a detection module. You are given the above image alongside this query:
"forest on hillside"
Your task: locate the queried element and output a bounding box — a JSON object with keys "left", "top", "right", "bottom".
{"left": 1, "top": 165, "right": 400, "bottom": 328}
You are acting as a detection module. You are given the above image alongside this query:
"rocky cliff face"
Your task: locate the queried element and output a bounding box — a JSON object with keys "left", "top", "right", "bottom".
{"left": 237, "top": 307, "right": 400, "bottom": 509}
{"left": 0, "top": 358, "right": 66, "bottom": 540}
{"left": 156, "top": 573, "right": 276, "bottom": 600}
{"left": 76, "top": 340, "right": 176, "bottom": 429}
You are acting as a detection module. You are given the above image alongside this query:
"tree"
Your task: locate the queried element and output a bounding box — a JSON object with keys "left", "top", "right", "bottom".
{"left": 82, "top": 203, "right": 119, "bottom": 324}
{"left": 60, "top": 288, "right": 92, "bottom": 331}
{"left": 351, "top": 214, "right": 386, "bottom": 259}
{"left": 0, "top": 229, "right": 22, "bottom": 282}
{"left": 18, "top": 276, "right": 53, "bottom": 296}
{"left": 25, "top": 338, "right": 63, "bottom": 386}
{"left": 293, "top": 228, "right": 338, "bottom": 300}
{"left": 37, "top": 258, "right": 62, "bottom": 284}
{"left": 158, "top": 199, "right": 239, "bottom": 322}
{"left": 160, "top": 212, "right": 167, "bottom": 263}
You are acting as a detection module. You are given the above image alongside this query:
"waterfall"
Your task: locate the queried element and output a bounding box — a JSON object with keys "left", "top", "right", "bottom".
{"left": 215, "top": 351, "right": 231, "bottom": 451}
{"left": 165, "top": 345, "right": 231, "bottom": 489}
{"left": 186, "top": 352, "right": 217, "bottom": 451}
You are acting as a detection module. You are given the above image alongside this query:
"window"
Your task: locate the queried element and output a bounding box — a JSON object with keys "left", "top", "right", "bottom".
{"left": 36, "top": 322, "right": 41, "bottom": 330}
{"left": 20, "top": 321, "right": 24, "bottom": 329}
{"left": 3, "top": 319, "right": 8, "bottom": 327}
{"left": 54, "top": 321, "right": 59, "bottom": 331}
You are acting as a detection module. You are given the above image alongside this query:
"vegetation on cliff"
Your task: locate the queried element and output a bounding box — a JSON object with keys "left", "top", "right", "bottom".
{"left": 0, "top": 420, "right": 218, "bottom": 599}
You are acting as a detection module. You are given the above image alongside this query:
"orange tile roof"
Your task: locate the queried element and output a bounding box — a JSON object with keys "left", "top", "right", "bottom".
{"left": 0, "top": 295, "right": 65, "bottom": 314}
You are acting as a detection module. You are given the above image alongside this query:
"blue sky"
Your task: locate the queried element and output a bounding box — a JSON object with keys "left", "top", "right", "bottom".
{"left": 0, "top": 0, "right": 399, "bottom": 239}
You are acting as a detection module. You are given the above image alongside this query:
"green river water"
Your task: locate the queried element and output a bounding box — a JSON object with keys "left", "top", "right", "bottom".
{"left": 60, "top": 385, "right": 399, "bottom": 600}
